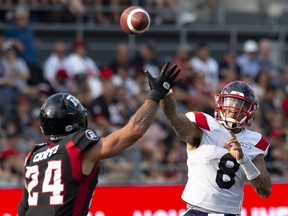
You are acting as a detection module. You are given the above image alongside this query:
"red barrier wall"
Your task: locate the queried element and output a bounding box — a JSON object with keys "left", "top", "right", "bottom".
{"left": 1, "top": 183, "right": 287, "bottom": 216}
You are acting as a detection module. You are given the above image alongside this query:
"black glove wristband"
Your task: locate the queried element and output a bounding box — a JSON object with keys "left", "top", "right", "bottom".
{"left": 147, "top": 90, "right": 163, "bottom": 103}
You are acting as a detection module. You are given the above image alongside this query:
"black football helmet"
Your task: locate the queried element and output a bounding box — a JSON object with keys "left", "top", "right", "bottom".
{"left": 39, "top": 93, "right": 88, "bottom": 137}
{"left": 214, "top": 81, "right": 258, "bottom": 129}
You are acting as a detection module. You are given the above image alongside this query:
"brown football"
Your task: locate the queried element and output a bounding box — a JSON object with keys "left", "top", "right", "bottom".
{"left": 120, "top": 6, "right": 150, "bottom": 35}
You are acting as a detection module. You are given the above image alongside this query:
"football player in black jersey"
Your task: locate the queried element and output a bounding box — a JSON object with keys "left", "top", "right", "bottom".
{"left": 18, "top": 62, "right": 181, "bottom": 216}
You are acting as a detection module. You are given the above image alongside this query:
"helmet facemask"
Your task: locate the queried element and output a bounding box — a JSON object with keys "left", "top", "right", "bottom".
{"left": 215, "top": 93, "right": 257, "bottom": 129}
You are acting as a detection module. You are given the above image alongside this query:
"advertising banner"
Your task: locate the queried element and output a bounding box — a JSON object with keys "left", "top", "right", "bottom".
{"left": 0, "top": 183, "right": 287, "bottom": 216}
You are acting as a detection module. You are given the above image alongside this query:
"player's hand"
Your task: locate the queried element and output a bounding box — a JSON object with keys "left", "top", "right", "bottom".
{"left": 145, "top": 62, "right": 182, "bottom": 103}
{"left": 223, "top": 130, "right": 244, "bottom": 161}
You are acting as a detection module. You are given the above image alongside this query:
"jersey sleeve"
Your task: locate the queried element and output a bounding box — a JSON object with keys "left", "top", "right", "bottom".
{"left": 244, "top": 130, "right": 270, "bottom": 160}
{"left": 70, "top": 128, "right": 100, "bottom": 152}
{"left": 253, "top": 135, "right": 270, "bottom": 158}
{"left": 185, "top": 111, "right": 220, "bottom": 132}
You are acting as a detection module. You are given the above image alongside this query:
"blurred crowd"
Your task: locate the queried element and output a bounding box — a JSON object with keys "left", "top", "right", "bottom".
{"left": 1, "top": 0, "right": 288, "bottom": 26}
{"left": 0, "top": 0, "right": 232, "bottom": 25}
{"left": 0, "top": 3, "right": 288, "bottom": 187}
{"left": 0, "top": 0, "right": 217, "bottom": 26}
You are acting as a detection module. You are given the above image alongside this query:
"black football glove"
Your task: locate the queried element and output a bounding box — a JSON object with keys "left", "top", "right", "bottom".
{"left": 145, "top": 62, "right": 182, "bottom": 103}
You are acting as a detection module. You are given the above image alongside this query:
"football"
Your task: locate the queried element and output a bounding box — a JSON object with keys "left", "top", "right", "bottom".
{"left": 120, "top": 6, "right": 150, "bottom": 35}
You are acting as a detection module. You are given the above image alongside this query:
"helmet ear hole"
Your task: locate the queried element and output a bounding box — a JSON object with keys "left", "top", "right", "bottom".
{"left": 40, "top": 93, "right": 88, "bottom": 136}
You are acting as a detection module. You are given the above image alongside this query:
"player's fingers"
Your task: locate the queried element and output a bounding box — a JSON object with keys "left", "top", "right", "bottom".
{"left": 169, "top": 68, "right": 180, "bottom": 81}
{"left": 167, "top": 89, "right": 173, "bottom": 95}
{"left": 160, "top": 62, "right": 170, "bottom": 76}
{"left": 222, "top": 142, "right": 232, "bottom": 149}
{"left": 228, "top": 129, "right": 236, "bottom": 139}
{"left": 144, "top": 71, "right": 153, "bottom": 79}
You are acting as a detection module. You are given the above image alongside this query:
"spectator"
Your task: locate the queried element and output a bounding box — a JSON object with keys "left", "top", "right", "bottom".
{"left": 259, "top": 84, "right": 281, "bottom": 134}
{"left": 265, "top": 113, "right": 288, "bottom": 179}
{"left": 131, "top": 40, "right": 161, "bottom": 77}
{"left": 189, "top": 70, "right": 215, "bottom": 115}
{"left": 190, "top": 42, "right": 219, "bottom": 91}
{"left": 250, "top": 70, "right": 270, "bottom": 102}
{"left": 88, "top": 80, "right": 119, "bottom": 136}
{"left": 218, "top": 47, "right": 241, "bottom": 82}
{"left": 258, "top": 38, "right": 279, "bottom": 81}
{"left": 0, "top": 39, "right": 31, "bottom": 95}
{"left": 171, "top": 44, "right": 191, "bottom": 75}
{"left": 63, "top": 38, "right": 103, "bottom": 99}
{"left": 5, "top": 6, "right": 44, "bottom": 86}
{"left": 15, "top": 96, "right": 32, "bottom": 130}
{"left": 164, "top": 138, "right": 186, "bottom": 183}
{"left": 0, "top": 119, "right": 26, "bottom": 185}
{"left": 0, "top": 40, "right": 30, "bottom": 119}
{"left": 108, "top": 42, "right": 131, "bottom": 75}
{"left": 94, "top": 0, "right": 130, "bottom": 25}
{"left": 67, "top": 0, "right": 86, "bottom": 16}
{"left": 43, "top": 41, "right": 67, "bottom": 84}
{"left": 146, "top": 0, "right": 177, "bottom": 25}
{"left": 111, "top": 65, "right": 140, "bottom": 97}
{"left": 237, "top": 40, "right": 260, "bottom": 79}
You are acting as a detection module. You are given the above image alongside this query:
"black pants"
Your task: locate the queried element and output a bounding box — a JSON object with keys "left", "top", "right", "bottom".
{"left": 183, "top": 208, "right": 239, "bottom": 216}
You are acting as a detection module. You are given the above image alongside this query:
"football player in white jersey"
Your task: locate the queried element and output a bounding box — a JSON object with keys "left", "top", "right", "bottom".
{"left": 159, "top": 79, "right": 271, "bottom": 216}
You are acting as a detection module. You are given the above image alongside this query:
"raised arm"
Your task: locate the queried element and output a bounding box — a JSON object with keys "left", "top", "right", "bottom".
{"left": 160, "top": 93, "right": 202, "bottom": 148}
{"left": 97, "top": 99, "right": 158, "bottom": 158}
{"left": 85, "top": 62, "right": 181, "bottom": 162}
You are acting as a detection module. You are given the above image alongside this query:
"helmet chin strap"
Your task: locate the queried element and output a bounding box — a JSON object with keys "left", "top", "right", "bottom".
{"left": 219, "top": 111, "right": 247, "bottom": 129}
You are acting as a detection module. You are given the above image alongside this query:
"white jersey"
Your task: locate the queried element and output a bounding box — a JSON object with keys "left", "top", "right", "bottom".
{"left": 181, "top": 111, "right": 269, "bottom": 214}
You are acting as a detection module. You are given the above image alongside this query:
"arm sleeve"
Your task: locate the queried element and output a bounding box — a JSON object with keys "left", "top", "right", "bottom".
{"left": 18, "top": 186, "right": 28, "bottom": 216}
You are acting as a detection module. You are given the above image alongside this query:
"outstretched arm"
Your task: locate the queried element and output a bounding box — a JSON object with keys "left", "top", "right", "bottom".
{"left": 96, "top": 99, "right": 159, "bottom": 158}
{"left": 160, "top": 94, "right": 202, "bottom": 147}
{"left": 85, "top": 62, "right": 181, "bottom": 163}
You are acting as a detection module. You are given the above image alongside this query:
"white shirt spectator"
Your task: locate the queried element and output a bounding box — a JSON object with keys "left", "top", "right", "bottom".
{"left": 190, "top": 56, "right": 219, "bottom": 90}
{"left": 237, "top": 40, "right": 260, "bottom": 79}
{"left": 190, "top": 43, "right": 219, "bottom": 91}
{"left": 43, "top": 53, "right": 66, "bottom": 82}
{"left": 63, "top": 53, "right": 102, "bottom": 99}
{"left": 63, "top": 53, "right": 99, "bottom": 78}
{"left": 43, "top": 42, "right": 67, "bottom": 84}
{"left": 1, "top": 57, "right": 29, "bottom": 90}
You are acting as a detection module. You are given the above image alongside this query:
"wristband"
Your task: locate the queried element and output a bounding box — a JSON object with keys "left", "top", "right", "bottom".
{"left": 147, "top": 90, "right": 163, "bottom": 103}
{"left": 237, "top": 155, "right": 260, "bottom": 180}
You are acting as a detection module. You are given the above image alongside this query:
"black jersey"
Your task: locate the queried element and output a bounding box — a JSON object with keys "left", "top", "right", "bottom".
{"left": 22, "top": 128, "right": 100, "bottom": 216}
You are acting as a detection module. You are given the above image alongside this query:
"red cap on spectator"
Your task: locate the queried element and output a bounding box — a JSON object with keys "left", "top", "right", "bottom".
{"left": 269, "top": 130, "right": 283, "bottom": 139}
{"left": 18, "top": 96, "right": 29, "bottom": 105}
{"left": 100, "top": 67, "right": 113, "bottom": 80}
{"left": 1, "top": 148, "right": 18, "bottom": 159}
{"left": 73, "top": 39, "right": 86, "bottom": 50}
{"left": 56, "top": 68, "right": 69, "bottom": 79}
